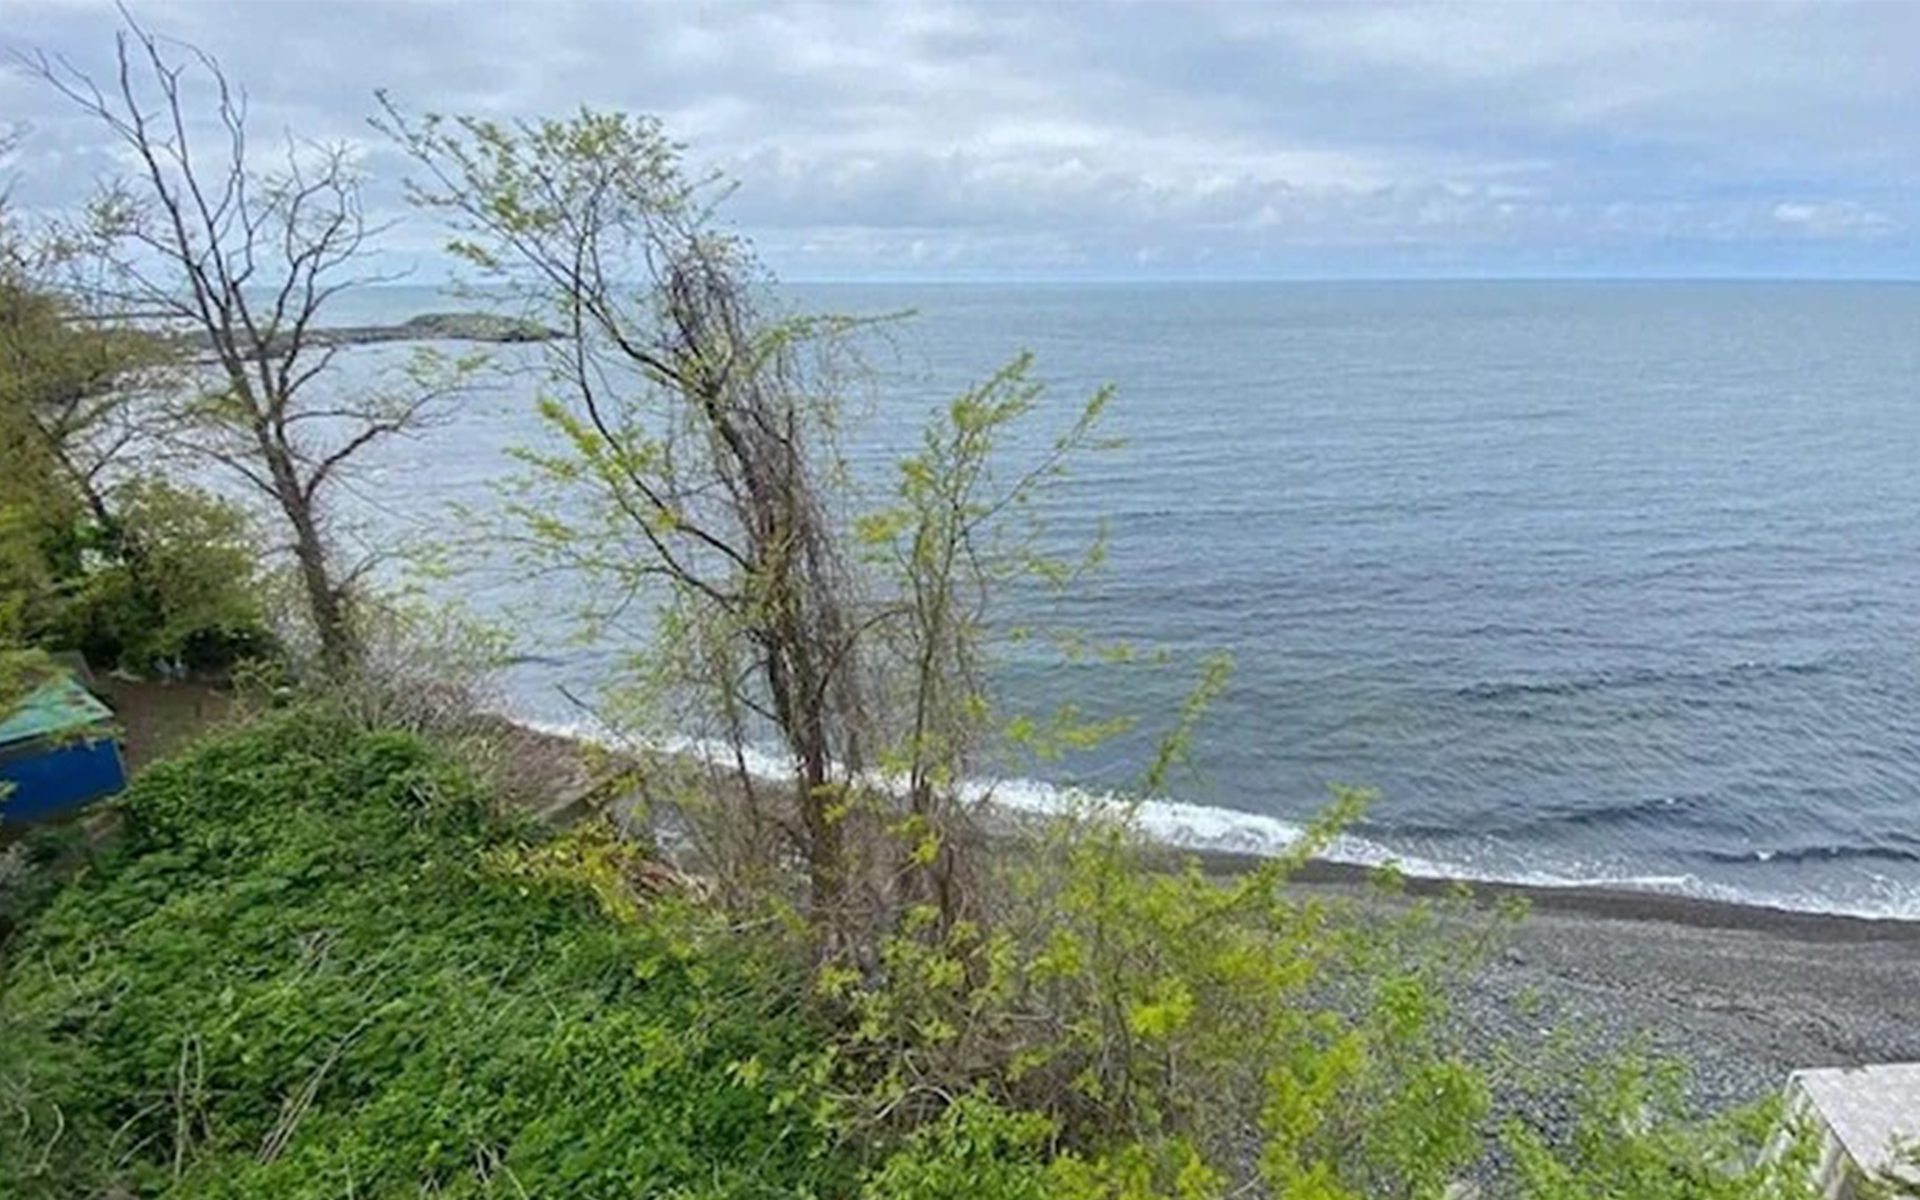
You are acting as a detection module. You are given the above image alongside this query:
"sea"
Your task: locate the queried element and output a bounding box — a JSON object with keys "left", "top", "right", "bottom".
{"left": 321, "top": 281, "right": 1920, "bottom": 920}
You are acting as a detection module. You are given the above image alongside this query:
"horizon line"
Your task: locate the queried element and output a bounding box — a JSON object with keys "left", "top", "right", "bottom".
{"left": 362, "top": 273, "right": 1920, "bottom": 289}
{"left": 775, "top": 272, "right": 1920, "bottom": 286}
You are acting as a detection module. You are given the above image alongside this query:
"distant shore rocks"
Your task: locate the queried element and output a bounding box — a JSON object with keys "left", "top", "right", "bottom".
{"left": 184, "top": 311, "right": 558, "bottom": 360}
{"left": 384, "top": 312, "right": 559, "bottom": 344}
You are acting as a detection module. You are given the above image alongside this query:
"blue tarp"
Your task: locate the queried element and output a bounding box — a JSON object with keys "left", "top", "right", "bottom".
{"left": 0, "top": 675, "right": 127, "bottom": 825}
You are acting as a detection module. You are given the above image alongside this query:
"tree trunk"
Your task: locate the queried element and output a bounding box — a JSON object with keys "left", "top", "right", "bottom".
{"left": 765, "top": 628, "right": 843, "bottom": 922}
{"left": 798, "top": 730, "right": 842, "bottom": 918}
{"left": 277, "top": 483, "right": 353, "bottom": 674}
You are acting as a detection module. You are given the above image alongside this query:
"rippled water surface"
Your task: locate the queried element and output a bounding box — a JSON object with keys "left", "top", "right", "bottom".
{"left": 337, "top": 282, "right": 1920, "bottom": 916}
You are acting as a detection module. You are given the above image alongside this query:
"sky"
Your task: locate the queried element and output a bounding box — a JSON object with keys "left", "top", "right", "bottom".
{"left": 2, "top": 0, "right": 1917, "bottom": 281}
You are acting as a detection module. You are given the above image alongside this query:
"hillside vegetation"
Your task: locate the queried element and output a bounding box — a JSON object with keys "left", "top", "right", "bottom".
{"left": 0, "top": 710, "right": 1835, "bottom": 1200}
{"left": 0, "top": 712, "right": 846, "bottom": 1199}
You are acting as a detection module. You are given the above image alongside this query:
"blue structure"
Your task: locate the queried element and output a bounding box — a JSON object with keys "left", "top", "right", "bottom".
{"left": 0, "top": 674, "right": 127, "bottom": 825}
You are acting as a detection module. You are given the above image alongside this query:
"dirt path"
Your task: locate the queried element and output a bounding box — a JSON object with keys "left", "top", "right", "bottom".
{"left": 98, "top": 677, "right": 237, "bottom": 773}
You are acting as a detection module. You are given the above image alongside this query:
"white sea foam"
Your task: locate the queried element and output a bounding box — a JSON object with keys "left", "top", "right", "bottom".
{"left": 515, "top": 716, "right": 1920, "bottom": 923}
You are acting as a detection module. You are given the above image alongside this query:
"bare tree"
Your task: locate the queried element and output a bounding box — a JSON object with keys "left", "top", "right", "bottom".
{"left": 22, "top": 19, "right": 457, "bottom": 672}
{"left": 0, "top": 124, "right": 19, "bottom": 242}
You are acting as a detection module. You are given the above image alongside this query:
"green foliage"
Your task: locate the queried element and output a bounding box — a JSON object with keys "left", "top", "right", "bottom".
{"left": 861, "top": 1095, "right": 1057, "bottom": 1200}
{"left": 856, "top": 352, "right": 1120, "bottom": 921}
{"left": 0, "top": 263, "right": 268, "bottom": 673}
{"left": 0, "top": 711, "right": 849, "bottom": 1199}
{"left": 0, "top": 706, "right": 1828, "bottom": 1200}
{"left": 0, "top": 619, "right": 53, "bottom": 809}
{"left": 0, "top": 820, "right": 93, "bottom": 940}
{"left": 384, "top": 97, "right": 892, "bottom": 917}
{"left": 1505, "top": 1059, "right": 1822, "bottom": 1200}
{"left": 46, "top": 475, "right": 274, "bottom": 672}
{"left": 0, "top": 499, "right": 61, "bottom": 643}
{"left": 0, "top": 279, "right": 95, "bottom": 638}
{"left": 0, "top": 636, "right": 54, "bottom": 713}
{"left": 1867, "top": 1144, "right": 1920, "bottom": 1199}
{"left": 821, "top": 794, "right": 1495, "bottom": 1199}
{"left": 0, "top": 279, "right": 159, "bottom": 485}
{"left": 860, "top": 1095, "right": 1225, "bottom": 1200}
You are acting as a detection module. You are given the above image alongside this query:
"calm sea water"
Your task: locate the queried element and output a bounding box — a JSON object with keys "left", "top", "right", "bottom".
{"left": 331, "top": 282, "right": 1920, "bottom": 918}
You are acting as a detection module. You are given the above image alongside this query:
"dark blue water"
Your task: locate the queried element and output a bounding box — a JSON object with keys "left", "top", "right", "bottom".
{"left": 339, "top": 282, "right": 1920, "bottom": 918}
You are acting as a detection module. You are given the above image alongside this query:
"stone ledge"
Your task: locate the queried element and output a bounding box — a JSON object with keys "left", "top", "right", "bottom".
{"left": 1789, "top": 1063, "right": 1920, "bottom": 1199}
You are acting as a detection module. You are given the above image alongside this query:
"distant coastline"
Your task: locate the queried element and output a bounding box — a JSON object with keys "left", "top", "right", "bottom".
{"left": 163, "top": 310, "right": 557, "bottom": 361}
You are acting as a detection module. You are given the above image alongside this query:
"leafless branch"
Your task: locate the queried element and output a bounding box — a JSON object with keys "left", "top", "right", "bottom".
{"left": 23, "top": 17, "right": 468, "bottom": 672}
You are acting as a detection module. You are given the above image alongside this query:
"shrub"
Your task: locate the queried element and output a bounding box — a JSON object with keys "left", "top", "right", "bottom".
{"left": 0, "top": 709, "right": 849, "bottom": 1200}
{"left": 1871, "top": 1144, "right": 1920, "bottom": 1199}
{"left": 1505, "top": 1059, "right": 1822, "bottom": 1200}
{"left": 861, "top": 1096, "right": 1056, "bottom": 1200}
{"left": 821, "top": 796, "right": 1497, "bottom": 1198}
{"left": 0, "top": 706, "right": 1827, "bottom": 1200}
{"left": 49, "top": 475, "right": 275, "bottom": 673}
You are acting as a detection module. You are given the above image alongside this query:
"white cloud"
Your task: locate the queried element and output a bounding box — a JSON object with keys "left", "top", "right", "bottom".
{"left": 1771, "top": 200, "right": 1897, "bottom": 239}
{"left": 2, "top": 0, "right": 1916, "bottom": 277}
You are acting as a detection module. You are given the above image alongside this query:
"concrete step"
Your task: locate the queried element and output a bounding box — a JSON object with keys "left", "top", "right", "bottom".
{"left": 1788, "top": 1063, "right": 1920, "bottom": 1199}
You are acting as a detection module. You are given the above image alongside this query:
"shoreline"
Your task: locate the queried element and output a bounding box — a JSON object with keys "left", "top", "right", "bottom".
{"left": 490, "top": 714, "right": 1920, "bottom": 1108}
{"left": 492, "top": 712, "right": 1920, "bottom": 941}
{"left": 94, "top": 683, "right": 1920, "bottom": 942}
{"left": 1192, "top": 847, "right": 1920, "bottom": 943}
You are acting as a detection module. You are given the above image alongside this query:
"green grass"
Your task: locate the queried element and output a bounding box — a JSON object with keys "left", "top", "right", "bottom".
{"left": 0, "top": 710, "right": 849, "bottom": 1199}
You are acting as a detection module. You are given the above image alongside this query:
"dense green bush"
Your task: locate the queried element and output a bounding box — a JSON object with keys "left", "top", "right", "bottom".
{"left": 45, "top": 476, "right": 276, "bottom": 672}
{"left": 817, "top": 800, "right": 1496, "bottom": 1199}
{"left": 2, "top": 265, "right": 271, "bottom": 675}
{"left": 0, "top": 710, "right": 849, "bottom": 1199}
{"left": 1, "top": 471, "right": 274, "bottom": 676}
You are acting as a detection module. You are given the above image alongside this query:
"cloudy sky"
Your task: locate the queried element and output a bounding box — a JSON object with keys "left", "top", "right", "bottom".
{"left": 3, "top": 1, "right": 1916, "bottom": 280}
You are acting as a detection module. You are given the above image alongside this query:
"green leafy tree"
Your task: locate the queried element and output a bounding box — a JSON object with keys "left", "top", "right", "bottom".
{"left": 0, "top": 275, "right": 163, "bottom": 540}
{"left": 1, "top": 140, "right": 264, "bottom": 673}
{"left": 381, "top": 102, "right": 900, "bottom": 926}
{"left": 380, "top": 101, "right": 1120, "bottom": 947}
{"left": 0, "top": 241, "right": 137, "bottom": 644}
{"left": 48, "top": 476, "right": 271, "bottom": 672}
{"left": 856, "top": 352, "right": 1113, "bottom": 929}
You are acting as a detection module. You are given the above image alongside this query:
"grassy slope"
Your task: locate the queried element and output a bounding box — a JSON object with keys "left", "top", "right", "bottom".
{"left": 0, "top": 711, "right": 848, "bottom": 1200}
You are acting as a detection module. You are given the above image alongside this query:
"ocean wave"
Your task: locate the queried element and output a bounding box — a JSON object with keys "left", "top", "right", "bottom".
{"left": 1699, "top": 844, "right": 1920, "bottom": 866}
{"left": 1371, "top": 790, "right": 1719, "bottom": 841}
{"left": 1454, "top": 656, "right": 1831, "bottom": 704}
{"left": 513, "top": 715, "right": 1920, "bottom": 922}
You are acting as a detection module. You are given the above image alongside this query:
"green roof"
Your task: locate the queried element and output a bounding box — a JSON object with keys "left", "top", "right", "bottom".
{"left": 0, "top": 674, "right": 115, "bottom": 747}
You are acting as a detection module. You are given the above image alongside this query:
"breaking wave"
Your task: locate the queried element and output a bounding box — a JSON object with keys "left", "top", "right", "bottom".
{"left": 516, "top": 716, "right": 1920, "bottom": 923}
